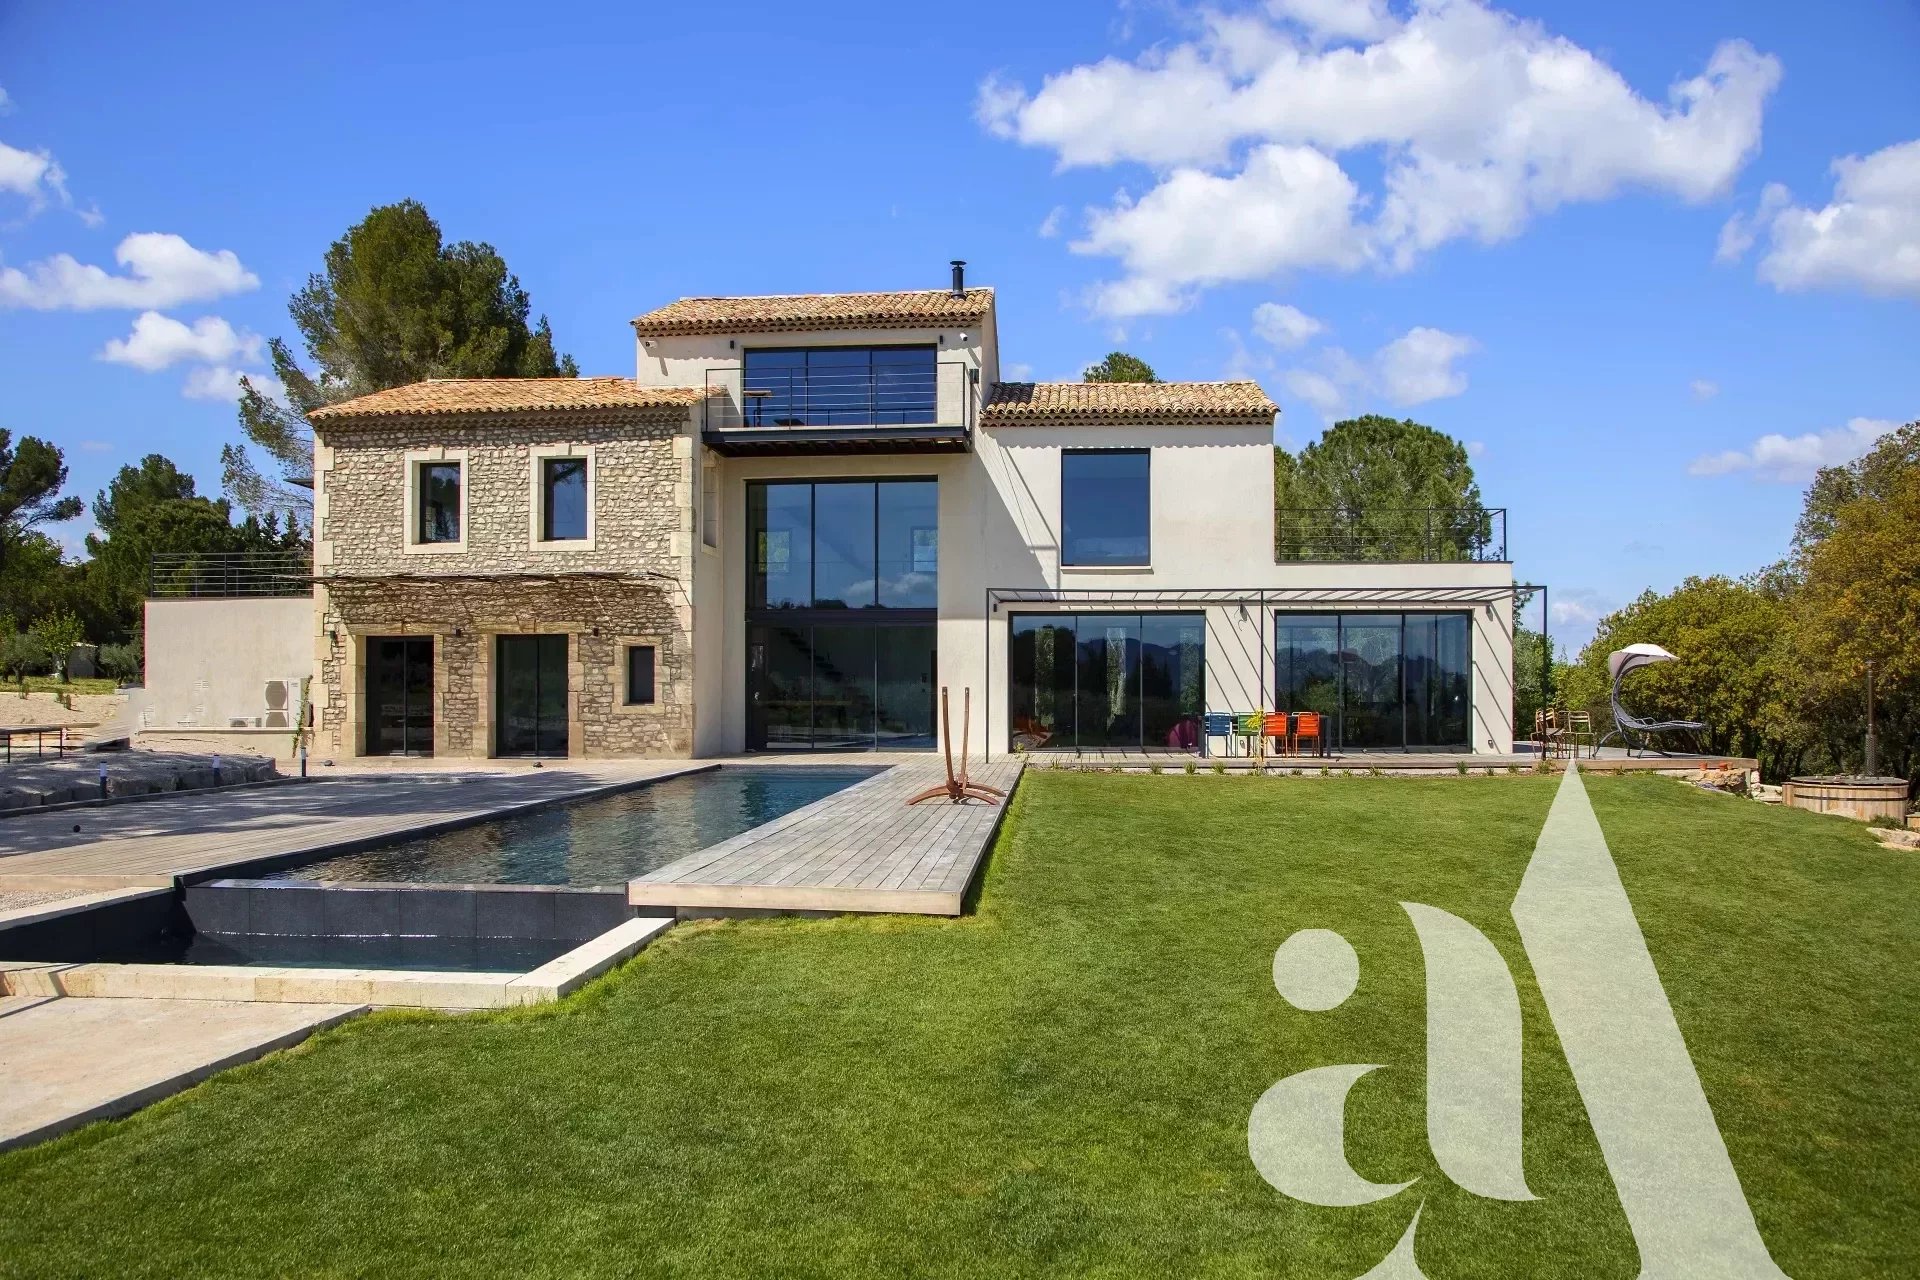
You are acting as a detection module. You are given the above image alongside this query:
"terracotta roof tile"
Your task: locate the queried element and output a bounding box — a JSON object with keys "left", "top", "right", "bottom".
{"left": 982, "top": 380, "right": 1278, "bottom": 426}
{"left": 307, "top": 378, "right": 705, "bottom": 423}
{"left": 631, "top": 288, "right": 994, "bottom": 337}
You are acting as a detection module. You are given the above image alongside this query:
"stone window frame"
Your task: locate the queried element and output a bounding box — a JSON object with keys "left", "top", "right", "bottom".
{"left": 614, "top": 633, "right": 669, "bottom": 717}
{"left": 527, "top": 442, "right": 598, "bottom": 553}
{"left": 402, "top": 447, "right": 470, "bottom": 556}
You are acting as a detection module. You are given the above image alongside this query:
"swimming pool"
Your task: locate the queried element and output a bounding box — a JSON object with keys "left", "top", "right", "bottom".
{"left": 265, "top": 765, "right": 884, "bottom": 887}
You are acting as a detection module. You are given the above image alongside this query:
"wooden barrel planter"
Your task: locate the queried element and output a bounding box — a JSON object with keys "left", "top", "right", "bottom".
{"left": 1782, "top": 776, "right": 1910, "bottom": 823}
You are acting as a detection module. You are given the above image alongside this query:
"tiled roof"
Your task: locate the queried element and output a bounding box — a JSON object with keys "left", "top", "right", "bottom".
{"left": 982, "top": 380, "right": 1278, "bottom": 426}
{"left": 307, "top": 378, "right": 706, "bottom": 423}
{"left": 631, "top": 288, "right": 994, "bottom": 337}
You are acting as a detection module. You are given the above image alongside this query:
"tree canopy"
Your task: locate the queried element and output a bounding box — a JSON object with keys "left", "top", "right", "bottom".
{"left": 1082, "top": 352, "right": 1159, "bottom": 383}
{"left": 225, "top": 199, "right": 580, "bottom": 520}
{"left": 0, "top": 428, "right": 84, "bottom": 583}
{"left": 1274, "top": 415, "right": 1489, "bottom": 560}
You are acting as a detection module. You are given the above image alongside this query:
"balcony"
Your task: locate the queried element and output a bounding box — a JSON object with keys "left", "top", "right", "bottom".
{"left": 1275, "top": 507, "right": 1508, "bottom": 563}
{"left": 701, "top": 360, "right": 977, "bottom": 456}
{"left": 149, "top": 551, "right": 311, "bottom": 599}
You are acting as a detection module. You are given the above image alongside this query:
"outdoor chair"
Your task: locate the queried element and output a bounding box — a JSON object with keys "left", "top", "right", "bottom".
{"left": 1565, "top": 710, "right": 1596, "bottom": 759}
{"left": 1262, "top": 712, "right": 1291, "bottom": 758}
{"left": 1201, "top": 712, "right": 1236, "bottom": 757}
{"left": 1291, "top": 711, "right": 1323, "bottom": 757}
{"left": 1595, "top": 643, "right": 1707, "bottom": 757}
{"left": 1234, "top": 713, "right": 1264, "bottom": 759}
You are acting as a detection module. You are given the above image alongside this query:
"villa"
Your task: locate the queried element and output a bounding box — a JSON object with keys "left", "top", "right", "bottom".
{"left": 149, "top": 262, "right": 1520, "bottom": 761}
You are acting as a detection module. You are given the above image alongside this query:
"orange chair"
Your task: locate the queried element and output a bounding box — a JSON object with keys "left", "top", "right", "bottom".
{"left": 1291, "top": 711, "right": 1323, "bottom": 757}
{"left": 1262, "top": 712, "right": 1291, "bottom": 758}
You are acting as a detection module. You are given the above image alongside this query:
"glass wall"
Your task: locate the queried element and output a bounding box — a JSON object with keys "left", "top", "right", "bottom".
{"left": 1272, "top": 612, "right": 1472, "bottom": 751}
{"left": 742, "top": 346, "right": 937, "bottom": 427}
{"left": 1009, "top": 613, "right": 1204, "bottom": 751}
{"left": 746, "top": 478, "right": 938, "bottom": 751}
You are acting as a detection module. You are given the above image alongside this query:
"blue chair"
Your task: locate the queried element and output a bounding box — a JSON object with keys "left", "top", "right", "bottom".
{"left": 1201, "top": 712, "right": 1235, "bottom": 757}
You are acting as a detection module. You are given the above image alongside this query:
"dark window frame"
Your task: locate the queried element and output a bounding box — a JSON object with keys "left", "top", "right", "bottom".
{"left": 1060, "top": 448, "right": 1151, "bottom": 568}
{"left": 746, "top": 476, "right": 939, "bottom": 613}
{"left": 416, "top": 461, "right": 462, "bottom": 545}
{"left": 624, "top": 644, "right": 657, "bottom": 706}
{"left": 741, "top": 344, "right": 938, "bottom": 427}
{"left": 540, "top": 456, "right": 589, "bottom": 542}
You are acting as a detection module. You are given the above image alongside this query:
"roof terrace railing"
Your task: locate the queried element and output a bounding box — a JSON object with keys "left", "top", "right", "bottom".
{"left": 1275, "top": 507, "right": 1507, "bottom": 563}
{"left": 703, "top": 360, "right": 976, "bottom": 435}
{"left": 148, "top": 551, "right": 312, "bottom": 599}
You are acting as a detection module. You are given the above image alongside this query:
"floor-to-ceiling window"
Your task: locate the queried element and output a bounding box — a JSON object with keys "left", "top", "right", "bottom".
{"left": 364, "top": 636, "right": 434, "bottom": 756}
{"left": 746, "top": 478, "right": 937, "bottom": 751}
{"left": 1008, "top": 613, "right": 1205, "bottom": 751}
{"left": 495, "top": 634, "right": 569, "bottom": 757}
{"left": 1273, "top": 612, "right": 1471, "bottom": 751}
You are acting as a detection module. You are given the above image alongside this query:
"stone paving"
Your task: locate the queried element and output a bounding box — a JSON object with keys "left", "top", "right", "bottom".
{"left": 0, "top": 749, "right": 277, "bottom": 811}
{"left": 0, "top": 994, "right": 365, "bottom": 1152}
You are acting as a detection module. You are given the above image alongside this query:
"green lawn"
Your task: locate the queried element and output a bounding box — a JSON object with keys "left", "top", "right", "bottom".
{"left": 5, "top": 677, "right": 120, "bottom": 697}
{"left": 2, "top": 773, "right": 1915, "bottom": 1278}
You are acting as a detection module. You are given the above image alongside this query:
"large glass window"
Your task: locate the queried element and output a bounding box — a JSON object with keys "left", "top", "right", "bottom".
{"left": 748, "top": 622, "right": 934, "bottom": 751}
{"left": 1061, "top": 450, "right": 1150, "bottom": 567}
{"left": 417, "top": 462, "right": 462, "bottom": 544}
{"left": 1009, "top": 613, "right": 1204, "bottom": 751}
{"left": 748, "top": 479, "right": 937, "bottom": 610}
{"left": 1273, "top": 612, "right": 1472, "bottom": 751}
{"left": 540, "top": 457, "right": 588, "bottom": 541}
{"left": 742, "top": 345, "right": 937, "bottom": 427}
{"left": 495, "top": 634, "right": 569, "bottom": 757}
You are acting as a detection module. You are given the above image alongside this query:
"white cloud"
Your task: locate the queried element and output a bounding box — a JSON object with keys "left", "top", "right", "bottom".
{"left": 1073, "top": 144, "right": 1367, "bottom": 315}
{"left": 0, "top": 139, "right": 70, "bottom": 218}
{"left": 1037, "top": 206, "right": 1066, "bottom": 238}
{"left": 1467, "top": 439, "right": 1487, "bottom": 457}
{"left": 1281, "top": 324, "right": 1479, "bottom": 419}
{"left": 1266, "top": 0, "right": 1398, "bottom": 45}
{"left": 1282, "top": 367, "right": 1347, "bottom": 418}
{"left": 1719, "top": 138, "right": 1920, "bottom": 298}
{"left": 99, "top": 312, "right": 263, "bottom": 372}
{"left": 0, "top": 232, "right": 257, "bottom": 310}
{"left": 1374, "top": 327, "right": 1478, "bottom": 404}
{"left": 182, "top": 365, "right": 284, "bottom": 403}
{"left": 1690, "top": 378, "right": 1720, "bottom": 401}
{"left": 77, "top": 440, "right": 112, "bottom": 453}
{"left": 0, "top": 88, "right": 11, "bottom": 113}
{"left": 1688, "top": 416, "right": 1894, "bottom": 483}
{"left": 1550, "top": 587, "right": 1616, "bottom": 633}
{"left": 1251, "top": 301, "right": 1324, "bottom": 349}
{"left": 1005, "top": 361, "right": 1034, "bottom": 380}
{"left": 983, "top": 1, "right": 1781, "bottom": 313}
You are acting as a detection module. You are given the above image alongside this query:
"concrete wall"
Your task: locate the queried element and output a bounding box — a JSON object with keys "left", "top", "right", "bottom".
{"left": 142, "top": 596, "right": 313, "bottom": 732}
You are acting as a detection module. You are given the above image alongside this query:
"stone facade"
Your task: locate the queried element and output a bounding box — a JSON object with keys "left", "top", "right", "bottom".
{"left": 312, "top": 407, "right": 696, "bottom": 759}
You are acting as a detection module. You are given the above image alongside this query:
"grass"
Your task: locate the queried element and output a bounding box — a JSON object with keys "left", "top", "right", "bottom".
{"left": 5, "top": 676, "right": 119, "bottom": 697}
{"left": 1, "top": 774, "right": 1914, "bottom": 1278}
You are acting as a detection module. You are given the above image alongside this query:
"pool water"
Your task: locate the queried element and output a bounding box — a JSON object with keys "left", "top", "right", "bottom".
{"left": 266, "top": 765, "right": 883, "bottom": 887}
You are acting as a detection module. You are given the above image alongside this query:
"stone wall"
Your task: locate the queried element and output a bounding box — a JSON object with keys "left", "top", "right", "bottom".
{"left": 312, "top": 407, "right": 695, "bottom": 759}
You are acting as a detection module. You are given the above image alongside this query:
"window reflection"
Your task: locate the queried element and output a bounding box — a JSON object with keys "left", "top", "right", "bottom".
{"left": 1273, "top": 612, "right": 1472, "bottom": 751}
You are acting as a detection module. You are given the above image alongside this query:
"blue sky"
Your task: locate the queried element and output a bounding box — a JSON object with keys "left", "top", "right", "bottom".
{"left": 2, "top": 0, "right": 1915, "bottom": 652}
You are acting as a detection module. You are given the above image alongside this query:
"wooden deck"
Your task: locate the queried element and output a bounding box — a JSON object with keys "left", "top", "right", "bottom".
{"left": 0, "top": 762, "right": 710, "bottom": 892}
{"left": 629, "top": 759, "right": 1024, "bottom": 917}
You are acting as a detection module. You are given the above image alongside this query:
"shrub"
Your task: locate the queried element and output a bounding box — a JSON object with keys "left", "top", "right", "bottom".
{"left": 96, "top": 642, "right": 142, "bottom": 684}
{"left": 1210, "top": 761, "right": 1226, "bottom": 775}
{"left": 0, "top": 631, "right": 51, "bottom": 685}
{"left": 29, "top": 611, "right": 85, "bottom": 680}
{"left": 1183, "top": 758, "right": 1196, "bottom": 775}
{"left": 1456, "top": 760, "right": 1469, "bottom": 775}
{"left": 1148, "top": 762, "right": 1163, "bottom": 776}
{"left": 1867, "top": 815, "right": 1903, "bottom": 830}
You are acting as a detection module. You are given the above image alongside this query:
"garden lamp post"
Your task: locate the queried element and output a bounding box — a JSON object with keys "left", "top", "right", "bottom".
{"left": 1864, "top": 661, "right": 1879, "bottom": 778}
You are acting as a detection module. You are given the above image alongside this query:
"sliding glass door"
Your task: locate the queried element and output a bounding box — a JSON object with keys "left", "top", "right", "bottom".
{"left": 495, "top": 634, "right": 569, "bottom": 757}
{"left": 1009, "top": 613, "right": 1205, "bottom": 751}
{"left": 1273, "top": 612, "right": 1472, "bottom": 751}
{"left": 745, "top": 477, "right": 938, "bottom": 751}
{"left": 364, "top": 636, "right": 434, "bottom": 756}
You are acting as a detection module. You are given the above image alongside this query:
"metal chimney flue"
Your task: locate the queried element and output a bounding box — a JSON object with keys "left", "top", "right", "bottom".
{"left": 950, "top": 259, "right": 966, "bottom": 297}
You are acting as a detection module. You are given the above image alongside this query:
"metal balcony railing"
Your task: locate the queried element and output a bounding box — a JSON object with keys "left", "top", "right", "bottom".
{"left": 704, "top": 361, "right": 975, "bottom": 435}
{"left": 148, "top": 551, "right": 312, "bottom": 599}
{"left": 1275, "top": 507, "right": 1507, "bottom": 563}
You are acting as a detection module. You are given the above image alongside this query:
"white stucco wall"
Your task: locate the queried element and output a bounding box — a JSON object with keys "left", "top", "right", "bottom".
{"left": 690, "top": 421, "right": 1517, "bottom": 759}
{"left": 142, "top": 596, "right": 315, "bottom": 731}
